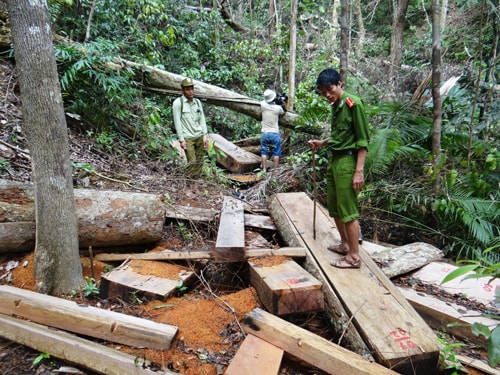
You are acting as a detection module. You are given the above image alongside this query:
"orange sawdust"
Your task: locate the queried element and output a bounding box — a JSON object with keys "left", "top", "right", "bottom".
{"left": 248, "top": 255, "right": 291, "bottom": 267}
{"left": 130, "top": 259, "right": 191, "bottom": 279}
{"left": 117, "top": 287, "right": 261, "bottom": 375}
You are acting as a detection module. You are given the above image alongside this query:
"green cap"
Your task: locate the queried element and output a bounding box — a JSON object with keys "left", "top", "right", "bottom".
{"left": 181, "top": 78, "right": 194, "bottom": 87}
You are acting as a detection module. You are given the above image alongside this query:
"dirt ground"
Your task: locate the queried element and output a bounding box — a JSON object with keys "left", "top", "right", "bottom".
{"left": 0, "top": 59, "right": 494, "bottom": 375}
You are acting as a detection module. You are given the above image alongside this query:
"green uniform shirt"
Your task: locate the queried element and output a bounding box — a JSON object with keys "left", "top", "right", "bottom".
{"left": 329, "top": 92, "right": 370, "bottom": 151}
{"left": 172, "top": 96, "right": 207, "bottom": 141}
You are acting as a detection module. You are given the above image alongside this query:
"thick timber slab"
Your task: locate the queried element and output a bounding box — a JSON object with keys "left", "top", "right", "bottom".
{"left": 0, "top": 285, "right": 177, "bottom": 349}
{"left": 210, "top": 133, "right": 261, "bottom": 173}
{"left": 225, "top": 334, "right": 283, "bottom": 375}
{"left": 269, "top": 192, "right": 440, "bottom": 374}
{"left": 0, "top": 315, "right": 176, "bottom": 375}
{"left": 215, "top": 196, "right": 245, "bottom": 262}
{"left": 242, "top": 308, "right": 399, "bottom": 375}
{"left": 248, "top": 258, "right": 324, "bottom": 315}
{"left": 100, "top": 259, "right": 195, "bottom": 300}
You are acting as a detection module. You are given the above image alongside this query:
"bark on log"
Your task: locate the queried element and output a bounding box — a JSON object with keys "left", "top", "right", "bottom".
{"left": 0, "top": 179, "right": 164, "bottom": 253}
{"left": 109, "top": 59, "right": 320, "bottom": 134}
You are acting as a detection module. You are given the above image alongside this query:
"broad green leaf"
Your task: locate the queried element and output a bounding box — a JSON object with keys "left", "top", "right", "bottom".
{"left": 441, "top": 264, "right": 479, "bottom": 285}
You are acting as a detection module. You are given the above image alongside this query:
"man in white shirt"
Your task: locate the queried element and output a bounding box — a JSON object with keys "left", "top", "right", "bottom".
{"left": 260, "top": 89, "right": 286, "bottom": 172}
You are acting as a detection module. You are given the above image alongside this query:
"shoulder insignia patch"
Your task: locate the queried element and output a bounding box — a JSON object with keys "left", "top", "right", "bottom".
{"left": 346, "top": 97, "right": 355, "bottom": 108}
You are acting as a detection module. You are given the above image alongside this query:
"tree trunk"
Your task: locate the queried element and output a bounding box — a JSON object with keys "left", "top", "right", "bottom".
{"left": 110, "top": 59, "right": 315, "bottom": 133}
{"left": 431, "top": 0, "right": 443, "bottom": 195}
{"left": 339, "top": 0, "right": 350, "bottom": 84}
{"left": 288, "top": 0, "right": 298, "bottom": 111}
{"left": 0, "top": 179, "right": 165, "bottom": 253}
{"left": 389, "top": 0, "right": 410, "bottom": 86}
{"left": 6, "top": 0, "right": 83, "bottom": 295}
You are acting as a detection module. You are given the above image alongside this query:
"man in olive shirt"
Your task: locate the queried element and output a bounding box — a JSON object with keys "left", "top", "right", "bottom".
{"left": 172, "top": 78, "right": 208, "bottom": 178}
{"left": 308, "top": 68, "right": 370, "bottom": 269}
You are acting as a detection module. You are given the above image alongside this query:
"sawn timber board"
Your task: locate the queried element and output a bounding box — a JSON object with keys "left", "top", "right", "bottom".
{"left": 272, "top": 192, "right": 440, "bottom": 375}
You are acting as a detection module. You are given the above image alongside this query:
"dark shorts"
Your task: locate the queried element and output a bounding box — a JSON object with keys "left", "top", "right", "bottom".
{"left": 261, "top": 132, "right": 281, "bottom": 157}
{"left": 326, "top": 154, "right": 360, "bottom": 223}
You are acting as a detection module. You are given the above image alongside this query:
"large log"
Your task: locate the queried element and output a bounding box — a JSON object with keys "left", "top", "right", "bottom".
{"left": 110, "top": 59, "right": 322, "bottom": 134}
{"left": 0, "top": 179, "right": 164, "bottom": 253}
{"left": 0, "top": 285, "right": 178, "bottom": 349}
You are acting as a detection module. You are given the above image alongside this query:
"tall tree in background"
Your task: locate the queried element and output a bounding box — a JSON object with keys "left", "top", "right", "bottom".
{"left": 287, "top": 0, "right": 298, "bottom": 111}
{"left": 431, "top": 0, "right": 443, "bottom": 195}
{"left": 6, "top": 0, "right": 83, "bottom": 295}
{"left": 339, "top": 0, "right": 350, "bottom": 83}
{"left": 389, "top": 0, "right": 410, "bottom": 86}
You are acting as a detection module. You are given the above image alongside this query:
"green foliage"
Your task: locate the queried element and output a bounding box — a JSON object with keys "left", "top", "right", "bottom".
{"left": 82, "top": 276, "right": 99, "bottom": 297}
{"left": 437, "top": 335, "right": 466, "bottom": 374}
{"left": 177, "top": 222, "right": 194, "bottom": 241}
{"left": 33, "top": 352, "right": 51, "bottom": 366}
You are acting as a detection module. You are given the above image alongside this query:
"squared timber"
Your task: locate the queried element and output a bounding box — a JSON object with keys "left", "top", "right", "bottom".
{"left": 214, "top": 195, "right": 245, "bottom": 262}
{"left": 248, "top": 258, "right": 324, "bottom": 315}
{"left": 210, "top": 133, "right": 261, "bottom": 173}
{"left": 270, "top": 192, "right": 440, "bottom": 375}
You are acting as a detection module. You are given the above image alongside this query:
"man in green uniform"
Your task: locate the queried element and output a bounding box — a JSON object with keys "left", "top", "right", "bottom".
{"left": 308, "top": 68, "right": 370, "bottom": 269}
{"left": 172, "top": 78, "right": 208, "bottom": 178}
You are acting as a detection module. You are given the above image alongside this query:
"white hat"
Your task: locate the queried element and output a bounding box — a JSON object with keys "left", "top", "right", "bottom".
{"left": 264, "top": 89, "right": 276, "bottom": 103}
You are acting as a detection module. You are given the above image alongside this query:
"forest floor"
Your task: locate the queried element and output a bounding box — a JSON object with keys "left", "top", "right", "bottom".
{"left": 0, "top": 59, "right": 494, "bottom": 375}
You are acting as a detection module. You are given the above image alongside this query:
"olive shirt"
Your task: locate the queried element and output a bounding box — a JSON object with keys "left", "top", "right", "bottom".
{"left": 329, "top": 92, "right": 370, "bottom": 152}
{"left": 172, "top": 96, "right": 207, "bottom": 142}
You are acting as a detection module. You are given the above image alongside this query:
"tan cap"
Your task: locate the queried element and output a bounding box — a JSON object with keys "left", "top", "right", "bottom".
{"left": 181, "top": 78, "right": 194, "bottom": 87}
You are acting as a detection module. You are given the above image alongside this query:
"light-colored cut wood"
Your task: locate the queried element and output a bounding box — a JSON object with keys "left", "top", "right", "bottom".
{"left": 242, "top": 308, "right": 399, "bottom": 375}
{"left": 225, "top": 334, "right": 283, "bottom": 375}
{"left": 0, "top": 285, "right": 177, "bottom": 349}
{"left": 95, "top": 247, "right": 306, "bottom": 262}
{"left": 210, "top": 133, "right": 261, "bottom": 173}
{"left": 248, "top": 259, "right": 324, "bottom": 315}
{"left": 270, "top": 192, "right": 440, "bottom": 374}
{"left": 215, "top": 196, "right": 245, "bottom": 262}
{"left": 99, "top": 259, "right": 195, "bottom": 300}
{"left": 0, "top": 315, "right": 176, "bottom": 375}
{"left": 399, "top": 286, "right": 497, "bottom": 349}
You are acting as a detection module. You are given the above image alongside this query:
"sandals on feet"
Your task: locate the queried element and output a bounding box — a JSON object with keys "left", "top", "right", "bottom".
{"left": 331, "top": 256, "right": 361, "bottom": 269}
{"left": 327, "top": 244, "right": 349, "bottom": 255}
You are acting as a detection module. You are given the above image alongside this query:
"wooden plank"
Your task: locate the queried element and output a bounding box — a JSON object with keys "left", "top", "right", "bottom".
{"left": 215, "top": 196, "right": 245, "bottom": 262}
{"left": 0, "top": 285, "right": 177, "bottom": 350}
{"left": 268, "top": 195, "right": 374, "bottom": 361}
{"left": 164, "top": 204, "right": 276, "bottom": 230}
{"left": 242, "top": 308, "right": 399, "bottom": 375}
{"left": 272, "top": 192, "right": 440, "bottom": 374}
{"left": 100, "top": 259, "right": 195, "bottom": 300}
{"left": 225, "top": 334, "right": 283, "bottom": 375}
{"left": 0, "top": 315, "right": 176, "bottom": 375}
{"left": 210, "top": 133, "right": 261, "bottom": 173}
{"left": 411, "top": 261, "right": 500, "bottom": 311}
{"left": 399, "top": 286, "right": 497, "bottom": 349}
{"left": 456, "top": 355, "right": 500, "bottom": 375}
{"left": 248, "top": 258, "right": 324, "bottom": 315}
{"left": 95, "top": 247, "right": 306, "bottom": 262}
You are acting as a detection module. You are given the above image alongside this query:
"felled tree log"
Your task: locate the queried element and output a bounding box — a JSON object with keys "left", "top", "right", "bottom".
{"left": 108, "top": 59, "right": 321, "bottom": 134}
{"left": 0, "top": 179, "right": 164, "bottom": 253}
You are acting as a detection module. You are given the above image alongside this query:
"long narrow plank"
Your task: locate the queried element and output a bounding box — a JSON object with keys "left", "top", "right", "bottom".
{"left": 268, "top": 195, "right": 373, "bottom": 360}
{"left": 215, "top": 196, "right": 245, "bottom": 261}
{"left": 164, "top": 204, "right": 276, "bottom": 230}
{"left": 0, "top": 315, "right": 176, "bottom": 375}
{"left": 399, "top": 286, "right": 496, "bottom": 349}
{"left": 0, "top": 285, "right": 177, "bottom": 350}
{"left": 273, "top": 192, "right": 440, "bottom": 374}
{"left": 242, "top": 308, "right": 398, "bottom": 375}
{"left": 95, "top": 247, "right": 305, "bottom": 262}
{"left": 225, "top": 334, "right": 283, "bottom": 375}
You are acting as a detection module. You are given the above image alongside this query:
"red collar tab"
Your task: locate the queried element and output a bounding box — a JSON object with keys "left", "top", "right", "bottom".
{"left": 345, "top": 97, "right": 355, "bottom": 108}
